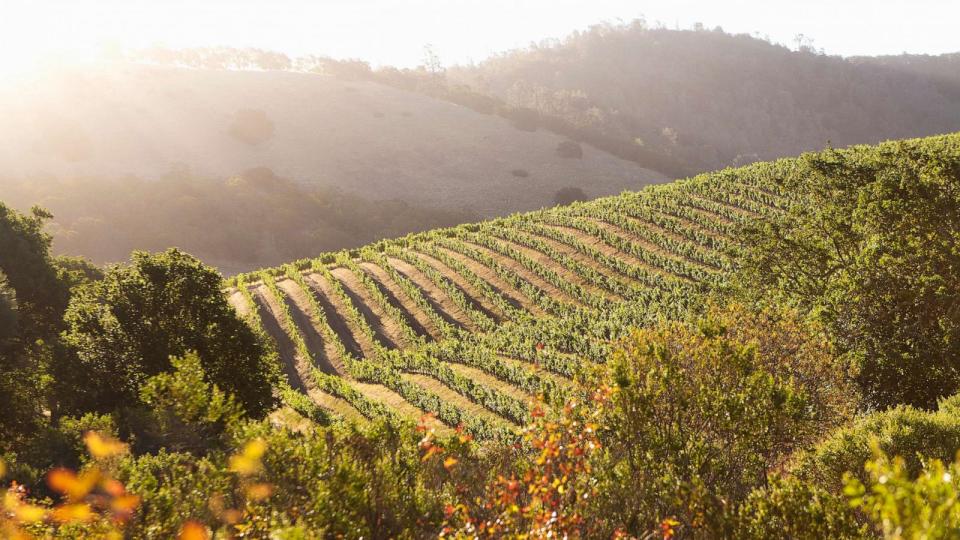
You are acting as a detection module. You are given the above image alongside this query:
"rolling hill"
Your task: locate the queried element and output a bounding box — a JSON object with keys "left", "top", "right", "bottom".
{"left": 450, "top": 23, "right": 960, "bottom": 172}
{"left": 0, "top": 63, "right": 664, "bottom": 218}
{"left": 224, "top": 129, "right": 806, "bottom": 438}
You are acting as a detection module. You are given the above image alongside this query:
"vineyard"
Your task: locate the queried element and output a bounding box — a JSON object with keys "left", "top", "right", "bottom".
{"left": 223, "top": 156, "right": 800, "bottom": 440}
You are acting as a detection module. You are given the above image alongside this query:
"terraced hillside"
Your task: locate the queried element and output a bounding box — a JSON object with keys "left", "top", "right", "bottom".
{"left": 224, "top": 148, "right": 800, "bottom": 441}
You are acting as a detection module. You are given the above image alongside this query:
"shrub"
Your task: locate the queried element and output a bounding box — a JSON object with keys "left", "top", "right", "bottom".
{"left": 736, "top": 139, "right": 960, "bottom": 409}
{"left": 844, "top": 448, "right": 960, "bottom": 539}
{"left": 60, "top": 249, "right": 277, "bottom": 417}
{"left": 131, "top": 352, "right": 246, "bottom": 455}
{"left": 791, "top": 394, "right": 960, "bottom": 492}
{"left": 586, "top": 310, "right": 822, "bottom": 536}
{"left": 553, "top": 187, "right": 588, "bottom": 205}
{"left": 556, "top": 140, "right": 584, "bottom": 159}
{"left": 734, "top": 477, "right": 866, "bottom": 539}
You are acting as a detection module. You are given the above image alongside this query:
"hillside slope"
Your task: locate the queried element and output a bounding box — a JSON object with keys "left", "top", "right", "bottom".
{"left": 0, "top": 64, "right": 664, "bottom": 218}
{"left": 227, "top": 133, "right": 959, "bottom": 438}
{"left": 450, "top": 24, "right": 960, "bottom": 172}
{"left": 224, "top": 130, "right": 850, "bottom": 438}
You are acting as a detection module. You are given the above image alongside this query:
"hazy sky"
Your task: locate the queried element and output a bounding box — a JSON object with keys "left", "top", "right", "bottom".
{"left": 2, "top": 0, "right": 959, "bottom": 76}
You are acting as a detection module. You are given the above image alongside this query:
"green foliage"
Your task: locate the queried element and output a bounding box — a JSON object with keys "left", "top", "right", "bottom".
{"left": 0, "top": 203, "right": 70, "bottom": 338}
{"left": 793, "top": 395, "right": 960, "bottom": 493}
{"left": 115, "top": 419, "right": 464, "bottom": 539}
{"left": 844, "top": 448, "right": 960, "bottom": 539}
{"left": 586, "top": 307, "right": 828, "bottom": 536}
{"left": 0, "top": 271, "right": 18, "bottom": 354}
{"left": 133, "top": 352, "right": 246, "bottom": 454}
{"left": 61, "top": 248, "right": 276, "bottom": 417}
{"left": 734, "top": 477, "right": 866, "bottom": 539}
{"left": 737, "top": 136, "right": 960, "bottom": 409}
{"left": 0, "top": 204, "right": 69, "bottom": 453}
{"left": 52, "top": 256, "right": 103, "bottom": 291}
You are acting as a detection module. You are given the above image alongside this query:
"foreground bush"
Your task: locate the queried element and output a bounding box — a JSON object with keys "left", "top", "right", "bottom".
{"left": 792, "top": 394, "right": 960, "bottom": 493}
{"left": 737, "top": 137, "right": 960, "bottom": 410}
{"left": 585, "top": 309, "right": 830, "bottom": 536}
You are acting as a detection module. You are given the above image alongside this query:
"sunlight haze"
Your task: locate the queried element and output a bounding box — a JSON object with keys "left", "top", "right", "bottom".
{"left": 2, "top": 0, "right": 958, "bottom": 79}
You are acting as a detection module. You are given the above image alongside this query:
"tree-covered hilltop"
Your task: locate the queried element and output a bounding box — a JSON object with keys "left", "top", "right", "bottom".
{"left": 2, "top": 133, "right": 959, "bottom": 537}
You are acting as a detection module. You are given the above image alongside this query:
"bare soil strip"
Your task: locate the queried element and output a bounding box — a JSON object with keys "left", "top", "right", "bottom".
{"left": 687, "top": 193, "right": 758, "bottom": 221}
{"left": 386, "top": 256, "right": 477, "bottom": 332}
{"left": 306, "top": 272, "right": 379, "bottom": 360}
{"left": 330, "top": 267, "right": 403, "bottom": 349}
{"left": 251, "top": 285, "right": 310, "bottom": 394}
{"left": 521, "top": 228, "right": 638, "bottom": 291}
{"left": 497, "top": 355, "right": 575, "bottom": 387}
{"left": 444, "top": 362, "right": 535, "bottom": 404}
{"left": 459, "top": 239, "right": 585, "bottom": 307}
{"left": 358, "top": 261, "right": 444, "bottom": 341}
{"left": 400, "top": 373, "right": 519, "bottom": 426}
{"left": 433, "top": 245, "right": 545, "bottom": 317}
{"left": 226, "top": 288, "right": 252, "bottom": 319}
{"left": 306, "top": 388, "right": 369, "bottom": 424}
{"left": 276, "top": 278, "right": 345, "bottom": 376}
{"left": 352, "top": 382, "right": 450, "bottom": 433}
{"left": 583, "top": 217, "right": 717, "bottom": 272}
{"left": 297, "top": 273, "right": 365, "bottom": 359}
{"left": 493, "top": 234, "right": 618, "bottom": 301}
{"left": 410, "top": 250, "right": 505, "bottom": 323}
{"left": 652, "top": 207, "right": 733, "bottom": 240}
{"left": 538, "top": 223, "right": 685, "bottom": 282}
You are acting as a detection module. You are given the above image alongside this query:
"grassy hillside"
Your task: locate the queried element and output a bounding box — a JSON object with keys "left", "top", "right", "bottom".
{"left": 224, "top": 131, "right": 797, "bottom": 438}
{"left": 0, "top": 63, "right": 663, "bottom": 218}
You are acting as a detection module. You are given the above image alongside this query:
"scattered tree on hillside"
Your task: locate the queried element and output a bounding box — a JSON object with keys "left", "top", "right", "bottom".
{"left": 556, "top": 140, "right": 583, "bottom": 158}
{"left": 553, "top": 186, "right": 588, "bottom": 205}
{"left": 228, "top": 108, "right": 275, "bottom": 146}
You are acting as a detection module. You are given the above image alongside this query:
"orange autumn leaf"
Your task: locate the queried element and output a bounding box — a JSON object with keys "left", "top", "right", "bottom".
{"left": 48, "top": 468, "right": 100, "bottom": 501}
{"left": 245, "top": 483, "right": 273, "bottom": 501}
{"left": 51, "top": 503, "right": 94, "bottom": 523}
{"left": 443, "top": 457, "right": 459, "bottom": 470}
{"left": 178, "top": 520, "right": 209, "bottom": 540}
{"left": 111, "top": 494, "right": 141, "bottom": 513}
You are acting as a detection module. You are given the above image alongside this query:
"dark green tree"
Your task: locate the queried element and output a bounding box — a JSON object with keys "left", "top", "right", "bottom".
{"left": 737, "top": 138, "right": 960, "bottom": 409}
{"left": 61, "top": 249, "right": 277, "bottom": 417}
{"left": 0, "top": 203, "right": 72, "bottom": 450}
{"left": 0, "top": 203, "right": 71, "bottom": 340}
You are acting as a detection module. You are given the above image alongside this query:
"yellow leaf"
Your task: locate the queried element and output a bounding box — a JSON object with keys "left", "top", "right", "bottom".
{"left": 178, "top": 520, "right": 209, "bottom": 540}
{"left": 111, "top": 494, "right": 141, "bottom": 513}
{"left": 15, "top": 502, "right": 47, "bottom": 523}
{"left": 443, "top": 457, "right": 458, "bottom": 470}
{"left": 242, "top": 439, "right": 267, "bottom": 460}
{"left": 229, "top": 439, "right": 267, "bottom": 475}
{"left": 84, "top": 431, "right": 128, "bottom": 459}
{"left": 0, "top": 458, "right": 6, "bottom": 478}
{"left": 52, "top": 503, "right": 94, "bottom": 523}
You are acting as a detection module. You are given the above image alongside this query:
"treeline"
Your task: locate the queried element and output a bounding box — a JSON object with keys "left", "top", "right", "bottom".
{"left": 2, "top": 167, "right": 475, "bottom": 274}
{"left": 449, "top": 21, "right": 960, "bottom": 172}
